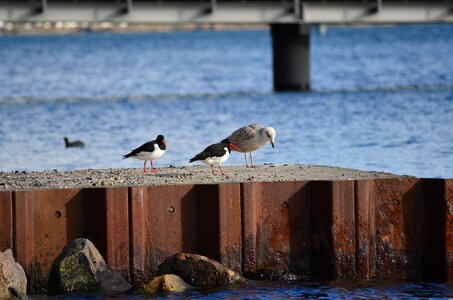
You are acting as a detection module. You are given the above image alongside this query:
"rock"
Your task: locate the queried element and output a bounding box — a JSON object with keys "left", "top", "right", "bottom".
{"left": 136, "top": 274, "right": 191, "bottom": 294}
{"left": 157, "top": 253, "right": 245, "bottom": 286}
{"left": 47, "top": 238, "right": 131, "bottom": 295}
{"left": 0, "top": 249, "right": 27, "bottom": 300}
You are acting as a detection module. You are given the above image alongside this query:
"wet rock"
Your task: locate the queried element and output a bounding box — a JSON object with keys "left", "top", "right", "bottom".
{"left": 0, "top": 249, "right": 27, "bottom": 300}
{"left": 135, "top": 274, "right": 191, "bottom": 294}
{"left": 47, "top": 238, "right": 131, "bottom": 295}
{"left": 157, "top": 253, "right": 245, "bottom": 286}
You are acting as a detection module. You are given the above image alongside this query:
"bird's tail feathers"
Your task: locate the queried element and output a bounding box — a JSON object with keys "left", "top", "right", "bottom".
{"left": 189, "top": 156, "right": 198, "bottom": 163}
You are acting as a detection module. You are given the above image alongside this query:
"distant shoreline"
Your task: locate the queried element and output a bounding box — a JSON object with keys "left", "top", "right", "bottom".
{"left": 0, "top": 21, "right": 410, "bottom": 36}
{"left": 0, "top": 21, "right": 268, "bottom": 36}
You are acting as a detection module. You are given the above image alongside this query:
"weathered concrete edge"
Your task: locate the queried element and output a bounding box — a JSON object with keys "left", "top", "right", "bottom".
{"left": 0, "top": 164, "right": 404, "bottom": 192}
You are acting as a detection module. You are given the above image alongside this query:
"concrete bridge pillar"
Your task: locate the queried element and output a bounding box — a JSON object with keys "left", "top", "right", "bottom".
{"left": 271, "top": 23, "right": 311, "bottom": 91}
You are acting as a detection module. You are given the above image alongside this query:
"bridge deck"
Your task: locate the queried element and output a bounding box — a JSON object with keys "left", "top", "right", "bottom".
{"left": 1, "top": 1, "right": 453, "bottom": 24}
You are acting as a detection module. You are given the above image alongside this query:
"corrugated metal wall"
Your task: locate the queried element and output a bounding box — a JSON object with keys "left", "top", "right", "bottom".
{"left": 1, "top": 178, "right": 452, "bottom": 293}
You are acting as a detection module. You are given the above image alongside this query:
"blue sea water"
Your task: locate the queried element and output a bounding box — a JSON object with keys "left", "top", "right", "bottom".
{"left": 0, "top": 24, "right": 453, "bottom": 177}
{"left": 29, "top": 280, "right": 453, "bottom": 299}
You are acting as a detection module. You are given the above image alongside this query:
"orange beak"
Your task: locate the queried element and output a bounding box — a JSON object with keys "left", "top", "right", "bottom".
{"left": 229, "top": 143, "right": 241, "bottom": 151}
{"left": 163, "top": 139, "right": 167, "bottom": 147}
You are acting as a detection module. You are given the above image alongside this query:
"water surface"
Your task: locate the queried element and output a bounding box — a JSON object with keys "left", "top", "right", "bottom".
{"left": 1, "top": 24, "right": 453, "bottom": 178}
{"left": 30, "top": 280, "right": 453, "bottom": 299}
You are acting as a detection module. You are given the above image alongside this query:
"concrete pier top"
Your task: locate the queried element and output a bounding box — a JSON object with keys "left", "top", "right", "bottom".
{"left": 0, "top": 164, "right": 402, "bottom": 191}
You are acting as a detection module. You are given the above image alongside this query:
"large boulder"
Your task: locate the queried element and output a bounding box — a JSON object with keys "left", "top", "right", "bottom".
{"left": 47, "top": 238, "right": 131, "bottom": 295}
{"left": 135, "top": 274, "right": 191, "bottom": 294}
{"left": 157, "top": 253, "right": 245, "bottom": 286}
{"left": 0, "top": 249, "right": 27, "bottom": 300}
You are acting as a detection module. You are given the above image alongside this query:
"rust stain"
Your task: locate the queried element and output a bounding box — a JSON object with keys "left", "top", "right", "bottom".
{"left": 241, "top": 182, "right": 261, "bottom": 272}
{"left": 331, "top": 181, "right": 356, "bottom": 277}
{"left": 372, "top": 178, "right": 432, "bottom": 280}
{"left": 14, "top": 189, "right": 84, "bottom": 293}
{"left": 104, "top": 187, "right": 130, "bottom": 280}
{"left": 380, "top": 235, "right": 390, "bottom": 243}
{"left": 242, "top": 181, "right": 310, "bottom": 277}
{"left": 355, "top": 180, "right": 376, "bottom": 279}
{"left": 218, "top": 184, "right": 242, "bottom": 272}
{"left": 445, "top": 179, "right": 453, "bottom": 280}
{"left": 129, "top": 184, "right": 197, "bottom": 279}
{"left": 128, "top": 186, "right": 147, "bottom": 284}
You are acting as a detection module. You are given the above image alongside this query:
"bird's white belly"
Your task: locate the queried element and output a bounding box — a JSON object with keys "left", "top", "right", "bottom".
{"left": 134, "top": 147, "right": 165, "bottom": 161}
{"left": 202, "top": 150, "right": 229, "bottom": 165}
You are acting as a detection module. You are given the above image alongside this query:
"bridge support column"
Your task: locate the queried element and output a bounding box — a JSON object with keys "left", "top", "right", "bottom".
{"left": 271, "top": 23, "right": 311, "bottom": 91}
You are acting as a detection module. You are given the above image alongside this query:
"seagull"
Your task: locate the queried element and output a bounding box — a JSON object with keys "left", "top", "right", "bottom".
{"left": 226, "top": 123, "right": 276, "bottom": 167}
{"left": 189, "top": 138, "right": 241, "bottom": 175}
{"left": 123, "top": 135, "right": 167, "bottom": 173}
{"left": 64, "top": 137, "right": 85, "bottom": 148}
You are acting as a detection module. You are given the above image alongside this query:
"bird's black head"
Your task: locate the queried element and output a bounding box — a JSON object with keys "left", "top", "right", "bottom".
{"left": 156, "top": 134, "right": 166, "bottom": 150}
{"left": 220, "top": 138, "right": 241, "bottom": 151}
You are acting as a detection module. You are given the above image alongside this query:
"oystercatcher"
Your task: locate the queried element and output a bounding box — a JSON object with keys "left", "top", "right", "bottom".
{"left": 64, "top": 137, "right": 85, "bottom": 148}
{"left": 123, "top": 135, "right": 166, "bottom": 173}
{"left": 226, "top": 123, "right": 276, "bottom": 167}
{"left": 189, "top": 138, "right": 240, "bottom": 175}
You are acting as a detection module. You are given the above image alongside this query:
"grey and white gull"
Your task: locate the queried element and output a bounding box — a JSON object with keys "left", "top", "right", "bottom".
{"left": 226, "top": 123, "right": 276, "bottom": 167}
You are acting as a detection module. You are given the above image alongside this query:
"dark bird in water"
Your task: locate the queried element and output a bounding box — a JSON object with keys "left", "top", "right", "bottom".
{"left": 123, "top": 135, "right": 167, "bottom": 173}
{"left": 189, "top": 138, "right": 241, "bottom": 176}
{"left": 64, "top": 137, "right": 85, "bottom": 148}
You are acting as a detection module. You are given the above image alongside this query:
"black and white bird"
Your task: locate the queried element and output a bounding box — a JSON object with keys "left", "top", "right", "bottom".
{"left": 64, "top": 137, "right": 85, "bottom": 148}
{"left": 123, "top": 135, "right": 167, "bottom": 173}
{"left": 189, "top": 138, "right": 240, "bottom": 175}
{"left": 226, "top": 123, "right": 276, "bottom": 167}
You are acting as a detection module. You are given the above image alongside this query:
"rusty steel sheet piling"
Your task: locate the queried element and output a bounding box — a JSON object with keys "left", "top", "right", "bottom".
{"left": 372, "top": 178, "right": 425, "bottom": 280}
{"left": 4, "top": 188, "right": 130, "bottom": 292}
{"left": 0, "top": 191, "right": 13, "bottom": 252}
{"left": 355, "top": 180, "right": 377, "bottom": 278}
{"left": 445, "top": 179, "right": 453, "bottom": 280}
{"left": 1, "top": 177, "right": 452, "bottom": 293}
{"left": 13, "top": 189, "right": 82, "bottom": 292}
{"left": 355, "top": 178, "right": 450, "bottom": 281}
{"left": 128, "top": 184, "right": 242, "bottom": 284}
{"left": 242, "top": 181, "right": 311, "bottom": 278}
